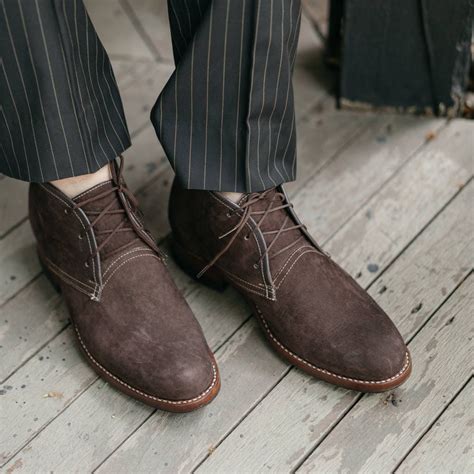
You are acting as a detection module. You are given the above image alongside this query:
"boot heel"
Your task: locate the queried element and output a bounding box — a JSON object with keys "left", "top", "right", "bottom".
{"left": 171, "top": 238, "right": 227, "bottom": 292}
{"left": 37, "top": 252, "right": 62, "bottom": 294}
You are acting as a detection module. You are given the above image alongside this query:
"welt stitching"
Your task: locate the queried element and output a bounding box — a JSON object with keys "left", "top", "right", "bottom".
{"left": 73, "top": 325, "right": 218, "bottom": 405}
{"left": 276, "top": 249, "right": 319, "bottom": 289}
{"left": 255, "top": 308, "right": 411, "bottom": 384}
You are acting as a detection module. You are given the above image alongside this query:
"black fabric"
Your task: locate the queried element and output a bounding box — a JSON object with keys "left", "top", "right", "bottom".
{"left": 153, "top": 0, "right": 302, "bottom": 192}
{"left": 0, "top": 0, "right": 130, "bottom": 182}
{"left": 1, "top": 0, "right": 301, "bottom": 192}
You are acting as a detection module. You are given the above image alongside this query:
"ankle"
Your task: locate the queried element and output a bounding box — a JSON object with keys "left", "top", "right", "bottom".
{"left": 51, "top": 164, "right": 112, "bottom": 198}
{"left": 219, "top": 191, "right": 244, "bottom": 203}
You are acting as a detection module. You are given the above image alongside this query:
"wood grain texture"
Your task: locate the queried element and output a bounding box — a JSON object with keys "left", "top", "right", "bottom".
{"left": 118, "top": 0, "right": 173, "bottom": 62}
{"left": 84, "top": 0, "right": 154, "bottom": 60}
{"left": 0, "top": 178, "right": 28, "bottom": 239}
{"left": 289, "top": 116, "right": 445, "bottom": 245}
{"left": 0, "top": 277, "right": 64, "bottom": 382}
{"left": 396, "top": 379, "right": 474, "bottom": 474}
{"left": 298, "top": 277, "right": 473, "bottom": 473}
{"left": 0, "top": 221, "right": 39, "bottom": 307}
{"left": 326, "top": 119, "right": 473, "bottom": 284}
{"left": 302, "top": 0, "right": 329, "bottom": 35}
{"left": 0, "top": 327, "right": 96, "bottom": 464}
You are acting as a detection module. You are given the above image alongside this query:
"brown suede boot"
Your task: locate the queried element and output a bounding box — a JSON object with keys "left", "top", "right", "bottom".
{"left": 168, "top": 179, "right": 411, "bottom": 392}
{"left": 29, "top": 160, "right": 220, "bottom": 412}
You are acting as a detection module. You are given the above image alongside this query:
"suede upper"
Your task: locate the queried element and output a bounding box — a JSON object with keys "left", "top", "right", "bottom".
{"left": 29, "top": 162, "right": 219, "bottom": 408}
{"left": 169, "top": 179, "right": 410, "bottom": 388}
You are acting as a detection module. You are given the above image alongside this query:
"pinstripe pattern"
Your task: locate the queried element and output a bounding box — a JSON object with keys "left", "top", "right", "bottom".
{"left": 0, "top": 0, "right": 130, "bottom": 182}
{"left": 1, "top": 0, "right": 301, "bottom": 192}
{"left": 152, "top": 0, "right": 302, "bottom": 192}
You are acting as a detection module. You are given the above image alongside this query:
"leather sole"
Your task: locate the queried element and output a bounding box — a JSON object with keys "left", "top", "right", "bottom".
{"left": 74, "top": 324, "right": 221, "bottom": 412}
{"left": 253, "top": 305, "right": 412, "bottom": 392}
{"left": 39, "top": 251, "right": 221, "bottom": 412}
{"left": 171, "top": 237, "right": 412, "bottom": 393}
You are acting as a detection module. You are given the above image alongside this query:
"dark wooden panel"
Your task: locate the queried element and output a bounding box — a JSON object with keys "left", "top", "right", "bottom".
{"left": 339, "top": 0, "right": 472, "bottom": 114}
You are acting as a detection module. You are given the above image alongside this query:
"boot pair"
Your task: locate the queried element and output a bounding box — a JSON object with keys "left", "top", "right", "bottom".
{"left": 29, "top": 159, "right": 411, "bottom": 412}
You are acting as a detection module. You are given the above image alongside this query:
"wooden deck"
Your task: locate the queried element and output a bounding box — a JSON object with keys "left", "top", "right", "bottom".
{"left": 1, "top": 1, "right": 473, "bottom": 472}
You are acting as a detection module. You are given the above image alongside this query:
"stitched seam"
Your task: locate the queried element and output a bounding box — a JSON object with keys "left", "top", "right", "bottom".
{"left": 102, "top": 254, "right": 161, "bottom": 289}
{"left": 218, "top": 267, "right": 271, "bottom": 290}
{"left": 234, "top": 283, "right": 270, "bottom": 298}
{"left": 103, "top": 247, "right": 152, "bottom": 276}
{"left": 256, "top": 308, "right": 411, "bottom": 384}
{"left": 174, "top": 243, "right": 269, "bottom": 296}
{"left": 210, "top": 193, "right": 271, "bottom": 296}
{"left": 40, "top": 185, "right": 99, "bottom": 294}
{"left": 273, "top": 245, "right": 314, "bottom": 281}
{"left": 47, "top": 266, "right": 94, "bottom": 296}
{"left": 224, "top": 275, "right": 268, "bottom": 297}
{"left": 73, "top": 180, "right": 112, "bottom": 200}
{"left": 276, "top": 250, "right": 320, "bottom": 289}
{"left": 73, "top": 325, "right": 218, "bottom": 405}
{"left": 42, "top": 255, "right": 95, "bottom": 291}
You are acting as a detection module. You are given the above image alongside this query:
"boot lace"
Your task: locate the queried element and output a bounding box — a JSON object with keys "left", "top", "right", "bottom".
{"left": 71, "top": 157, "right": 160, "bottom": 266}
{"left": 197, "top": 189, "right": 325, "bottom": 278}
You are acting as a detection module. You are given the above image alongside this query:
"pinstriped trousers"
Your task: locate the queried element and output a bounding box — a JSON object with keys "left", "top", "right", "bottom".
{"left": 0, "top": 0, "right": 301, "bottom": 193}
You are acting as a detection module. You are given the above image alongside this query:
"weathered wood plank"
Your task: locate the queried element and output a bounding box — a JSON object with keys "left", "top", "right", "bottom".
{"left": 0, "top": 178, "right": 28, "bottom": 239}
{"left": 329, "top": 119, "right": 473, "bottom": 283}
{"left": 371, "top": 181, "right": 474, "bottom": 337}
{"left": 302, "top": 0, "right": 328, "bottom": 36}
{"left": 289, "top": 116, "right": 445, "bottom": 240}
{"left": 0, "top": 222, "right": 39, "bottom": 308}
{"left": 84, "top": 0, "right": 154, "bottom": 60}
{"left": 298, "top": 277, "right": 473, "bottom": 473}
{"left": 118, "top": 61, "right": 173, "bottom": 134}
{"left": 119, "top": 0, "right": 173, "bottom": 62}
{"left": 396, "top": 379, "right": 474, "bottom": 474}
{"left": 193, "top": 175, "right": 474, "bottom": 474}
{"left": 0, "top": 277, "right": 64, "bottom": 382}
{"left": 0, "top": 327, "right": 96, "bottom": 465}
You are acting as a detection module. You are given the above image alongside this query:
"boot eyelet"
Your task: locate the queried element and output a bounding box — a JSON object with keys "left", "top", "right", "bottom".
{"left": 226, "top": 212, "right": 232, "bottom": 218}
{"left": 84, "top": 261, "right": 89, "bottom": 268}
{"left": 253, "top": 263, "right": 259, "bottom": 269}
{"left": 78, "top": 234, "right": 83, "bottom": 240}
{"left": 64, "top": 209, "right": 69, "bottom": 215}
{"left": 244, "top": 235, "right": 250, "bottom": 240}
